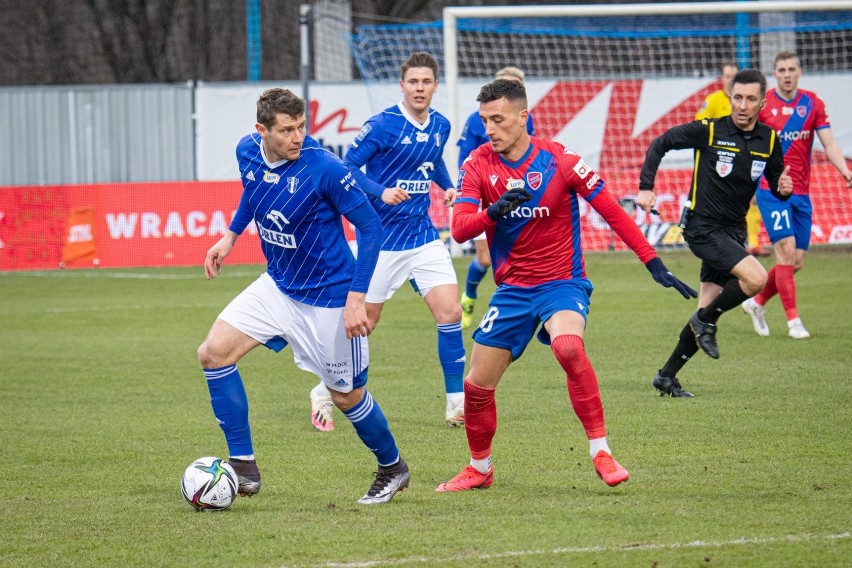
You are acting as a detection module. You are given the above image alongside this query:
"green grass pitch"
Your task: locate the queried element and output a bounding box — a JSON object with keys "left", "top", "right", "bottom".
{"left": 1, "top": 248, "right": 850, "bottom": 567}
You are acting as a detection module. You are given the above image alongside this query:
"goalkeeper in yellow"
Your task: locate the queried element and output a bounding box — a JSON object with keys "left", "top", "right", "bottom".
{"left": 696, "top": 61, "right": 769, "bottom": 257}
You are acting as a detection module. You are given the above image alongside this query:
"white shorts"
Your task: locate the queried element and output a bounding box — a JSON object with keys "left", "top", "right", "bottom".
{"left": 366, "top": 240, "right": 457, "bottom": 303}
{"left": 218, "top": 273, "right": 368, "bottom": 393}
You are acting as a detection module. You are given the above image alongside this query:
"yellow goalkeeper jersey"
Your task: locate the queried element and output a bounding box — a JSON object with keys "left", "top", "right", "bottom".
{"left": 695, "top": 89, "right": 731, "bottom": 120}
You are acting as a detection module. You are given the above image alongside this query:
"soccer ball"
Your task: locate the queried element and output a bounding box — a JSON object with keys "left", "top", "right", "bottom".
{"left": 180, "top": 456, "right": 238, "bottom": 511}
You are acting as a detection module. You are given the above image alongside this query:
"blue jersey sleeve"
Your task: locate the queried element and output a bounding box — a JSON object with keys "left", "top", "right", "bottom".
{"left": 344, "top": 118, "right": 383, "bottom": 169}
{"left": 230, "top": 139, "right": 259, "bottom": 234}
{"left": 434, "top": 158, "right": 455, "bottom": 191}
{"left": 457, "top": 111, "right": 486, "bottom": 168}
{"left": 343, "top": 201, "right": 382, "bottom": 293}
{"left": 229, "top": 185, "right": 254, "bottom": 234}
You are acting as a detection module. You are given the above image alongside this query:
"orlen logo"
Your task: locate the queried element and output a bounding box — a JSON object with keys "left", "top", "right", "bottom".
{"left": 509, "top": 205, "right": 550, "bottom": 218}
{"left": 397, "top": 179, "right": 431, "bottom": 193}
{"left": 778, "top": 130, "right": 811, "bottom": 142}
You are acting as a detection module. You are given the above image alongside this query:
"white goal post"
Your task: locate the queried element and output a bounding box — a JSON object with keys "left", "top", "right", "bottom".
{"left": 443, "top": 1, "right": 852, "bottom": 165}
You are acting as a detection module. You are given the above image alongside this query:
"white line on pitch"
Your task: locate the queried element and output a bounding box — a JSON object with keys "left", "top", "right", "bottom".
{"left": 286, "top": 532, "right": 851, "bottom": 568}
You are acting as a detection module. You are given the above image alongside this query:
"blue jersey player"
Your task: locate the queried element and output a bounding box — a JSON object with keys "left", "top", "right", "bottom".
{"left": 309, "top": 52, "right": 467, "bottom": 430}
{"left": 457, "top": 66, "right": 536, "bottom": 331}
{"left": 197, "top": 88, "right": 409, "bottom": 505}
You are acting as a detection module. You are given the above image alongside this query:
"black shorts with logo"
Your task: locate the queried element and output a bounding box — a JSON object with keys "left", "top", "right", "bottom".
{"left": 683, "top": 214, "right": 748, "bottom": 287}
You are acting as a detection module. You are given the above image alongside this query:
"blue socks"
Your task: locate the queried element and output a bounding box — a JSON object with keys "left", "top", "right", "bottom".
{"left": 204, "top": 365, "right": 253, "bottom": 457}
{"left": 344, "top": 390, "right": 399, "bottom": 466}
{"left": 437, "top": 322, "right": 465, "bottom": 394}
{"left": 465, "top": 258, "right": 488, "bottom": 299}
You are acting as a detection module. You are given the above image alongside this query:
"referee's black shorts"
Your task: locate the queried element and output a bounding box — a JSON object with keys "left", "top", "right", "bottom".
{"left": 683, "top": 215, "right": 748, "bottom": 286}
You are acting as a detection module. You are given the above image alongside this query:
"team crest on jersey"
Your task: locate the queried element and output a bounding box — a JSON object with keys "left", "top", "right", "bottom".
{"left": 526, "top": 171, "right": 542, "bottom": 190}
{"left": 263, "top": 170, "right": 280, "bottom": 184}
{"left": 416, "top": 131, "right": 429, "bottom": 142}
{"left": 796, "top": 106, "right": 807, "bottom": 118}
{"left": 287, "top": 176, "right": 299, "bottom": 193}
{"left": 750, "top": 160, "right": 766, "bottom": 181}
{"left": 506, "top": 178, "right": 525, "bottom": 190}
{"left": 715, "top": 160, "right": 733, "bottom": 178}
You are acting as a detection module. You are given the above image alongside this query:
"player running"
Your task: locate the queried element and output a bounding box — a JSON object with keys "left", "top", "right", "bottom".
{"left": 436, "top": 79, "right": 696, "bottom": 492}
{"left": 742, "top": 51, "right": 852, "bottom": 339}
{"left": 308, "top": 52, "right": 466, "bottom": 430}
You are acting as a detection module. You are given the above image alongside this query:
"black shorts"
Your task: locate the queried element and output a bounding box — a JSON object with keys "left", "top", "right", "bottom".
{"left": 683, "top": 215, "right": 748, "bottom": 287}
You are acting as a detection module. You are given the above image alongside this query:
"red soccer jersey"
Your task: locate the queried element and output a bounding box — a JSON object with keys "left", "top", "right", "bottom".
{"left": 453, "top": 137, "right": 656, "bottom": 287}
{"left": 758, "top": 88, "right": 830, "bottom": 195}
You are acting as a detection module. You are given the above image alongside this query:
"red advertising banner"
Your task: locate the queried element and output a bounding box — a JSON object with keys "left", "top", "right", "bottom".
{"left": 1, "top": 170, "right": 850, "bottom": 271}
{"left": 0, "top": 182, "right": 264, "bottom": 270}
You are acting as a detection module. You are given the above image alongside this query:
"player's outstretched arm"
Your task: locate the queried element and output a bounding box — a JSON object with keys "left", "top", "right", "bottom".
{"left": 645, "top": 257, "right": 698, "bottom": 299}
{"left": 204, "top": 231, "right": 239, "bottom": 280}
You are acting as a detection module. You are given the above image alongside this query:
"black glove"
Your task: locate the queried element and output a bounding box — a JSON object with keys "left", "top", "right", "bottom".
{"left": 486, "top": 188, "right": 533, "bottom": 221}
{"left": 645, "top": 257, "right": 698, "bottom": 299}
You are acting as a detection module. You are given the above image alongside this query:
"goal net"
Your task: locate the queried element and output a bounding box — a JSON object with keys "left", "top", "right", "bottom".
{"left": 348, "top": 1, "right": 852, "bottom": 253}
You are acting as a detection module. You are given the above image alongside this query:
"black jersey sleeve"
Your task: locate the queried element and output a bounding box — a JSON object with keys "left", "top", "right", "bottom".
{"left": 639, "top": 120, "right": 708, "bottom": 191}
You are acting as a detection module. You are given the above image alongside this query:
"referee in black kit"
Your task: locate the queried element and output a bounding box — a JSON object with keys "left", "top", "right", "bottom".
{"left": 635, "top": 69, "right": 792, "bottom": 398}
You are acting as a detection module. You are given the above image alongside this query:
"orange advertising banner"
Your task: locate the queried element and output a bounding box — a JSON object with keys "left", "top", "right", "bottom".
{"left": 61, "top": 206, "right": 97, "bottom": 265}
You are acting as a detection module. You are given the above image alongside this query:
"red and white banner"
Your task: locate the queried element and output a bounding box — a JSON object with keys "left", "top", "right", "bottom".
{"left": 2, "top": 75, "right": 850, "bottom": 271}
{"left": 1, "top": 166, "right": 849, "bottom": 271}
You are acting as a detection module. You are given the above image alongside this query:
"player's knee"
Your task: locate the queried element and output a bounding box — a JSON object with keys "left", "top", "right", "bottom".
{"left": 197, "top": 341, "right": 215, "bottom": 368}
{"left": 744, "top": 269, "right": 767, "bottom": 296}
{"left": 434, "top": 301, "right": 463, "bottom": 323}
{"left": 197, "top": 338, "right": 231, "bottom": 369}
{"left": 551, "top": 334, "right": 587, "bottom": 366}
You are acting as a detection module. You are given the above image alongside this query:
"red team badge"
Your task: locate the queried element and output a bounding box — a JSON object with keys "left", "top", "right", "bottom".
{"left": 526, "top": 171, "right": 542, "bottom": 190}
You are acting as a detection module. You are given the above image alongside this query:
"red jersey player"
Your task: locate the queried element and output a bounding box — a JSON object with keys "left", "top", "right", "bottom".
{"left": 435, "top": 79, "right": 696, "bottom": 493}
{"left": 742, "top": 51, "right": 852, "bottom": 340}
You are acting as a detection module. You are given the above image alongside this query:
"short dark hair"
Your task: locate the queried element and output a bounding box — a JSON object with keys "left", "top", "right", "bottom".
{"left": 476, "top": 78, "right": 527, "bottom": 107}
{"left": 256, "top": 88, "right": 305, "bottom": 128}
{"left": 732, "top": 69, "right": 767, "bottom": 97}
{"left": 400, "top": 52, "right": 438, "bottom": 81}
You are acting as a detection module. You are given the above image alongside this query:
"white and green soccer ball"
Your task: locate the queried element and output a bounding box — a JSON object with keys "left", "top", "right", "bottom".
{"left": 180, "top": 456, "right": 238, "bottom": 511}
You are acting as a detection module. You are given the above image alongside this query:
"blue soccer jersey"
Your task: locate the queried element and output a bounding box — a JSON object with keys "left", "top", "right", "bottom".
{"left": 345, "top": 103, "right": 454, "bottom": 251}
{"left": 229, "top": 135, "right": 369, "bottom": 308}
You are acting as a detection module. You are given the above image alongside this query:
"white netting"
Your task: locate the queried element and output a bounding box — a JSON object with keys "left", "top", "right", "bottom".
{"left": 349, "top": 3, "right": 852, "bottom": 251}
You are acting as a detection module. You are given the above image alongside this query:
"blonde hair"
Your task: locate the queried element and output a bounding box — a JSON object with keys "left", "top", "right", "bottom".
{"left": 494, "top": 66, "right": 525, "bottom": 83}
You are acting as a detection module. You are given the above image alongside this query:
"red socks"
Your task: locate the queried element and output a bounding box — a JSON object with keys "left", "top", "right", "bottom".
{"left": 774, "top": 264, "right": 798, "bottom": 320}
{"left": 551, "top": 334, "right": 606, "bottom": 439}
{"left": 463, "top": 380, "right": 497, "bottom": 460}
{"left": 756, "top": 264, "right": 798, "bottom": 320}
